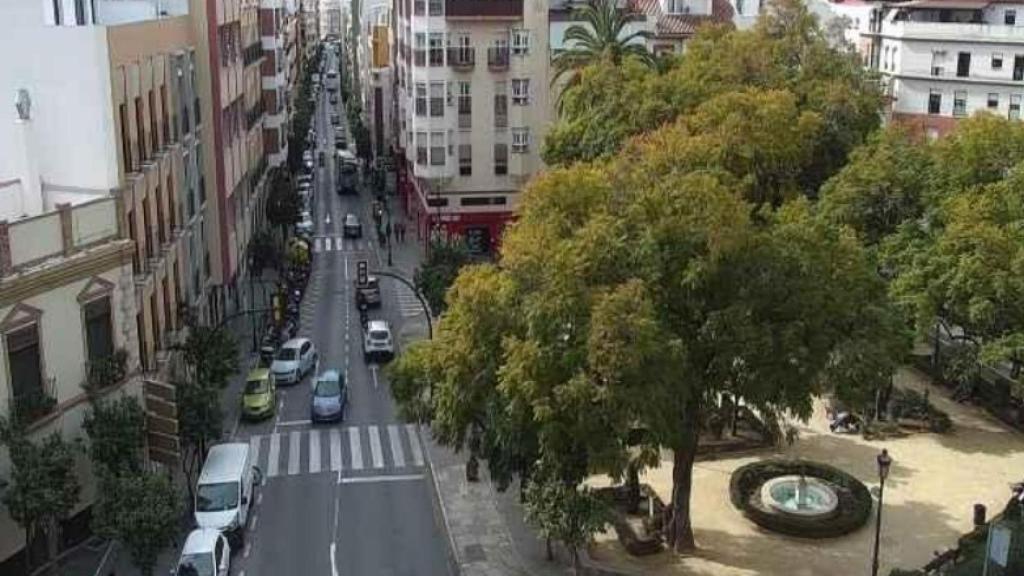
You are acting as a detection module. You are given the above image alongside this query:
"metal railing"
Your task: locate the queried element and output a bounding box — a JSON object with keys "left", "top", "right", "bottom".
{"left": 487, "top": 47, "right": 509, "bottom": 69}
{"left": 448, "top": 47, "right": 475, "bottom": 69}
{"left": 85, "top": 348, "right": 129, "bottom": 393}
{"left": 9, "top": 376, "right": 57, "bottom": 426}
{"left": 243, "top": 42, "right": 264, "bottom": 67}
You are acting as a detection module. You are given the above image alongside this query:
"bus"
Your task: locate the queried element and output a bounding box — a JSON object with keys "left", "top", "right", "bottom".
{"left": 336, "top": 150, "right": 359, "bottom": 195}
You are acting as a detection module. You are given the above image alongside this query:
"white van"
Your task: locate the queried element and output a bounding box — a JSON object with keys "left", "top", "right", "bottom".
{"left": 194, "top": 443, "right": 259, "bottom": 544}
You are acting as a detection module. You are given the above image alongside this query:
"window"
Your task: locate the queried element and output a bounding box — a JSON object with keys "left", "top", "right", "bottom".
{"left": 84, "top": 297, "right": 114, "bottom": 362}
{"left": 457, "top": 81, "right": 471, "bottom": 129}
{"left": 135, "top": 96, "right": 146, "bottom": 161}
{"left": 75, "top": 0, "right": 86, "bottom": 25}
{"left": 429, "top": 33, "right": 445, "bottom": 66}
{"left": 1006, "top": 9, "right": 1016, "bottom": 25}
{"left": 956, "top": 52, "right": 971, "bottom": 78}
{"left": 156, "top": 185, "right": 166, "bottom": 244}
{"left": 1015, "top": 56, "right": 1024, "bottom": 81}
{"left": 415, "top": 132, "right": 428, "bottom": 164}
{"left": 430, "top": 132, "right": 445, "bottom": 166}
{"left": 428, "top": 0, "right": 443, "bottom": 15}
{"left": 494, "top": 82, "right": 508, "bottom": 128}
{"left": 736, "top": 0, "right": 744, "bottom": 14}
{"left": 1010, "top": 94, "right": 1021, "bottom": 120}
{"left": 890, "top": 47, "right": 897, "bottom": 70}
{"left": 414, "top": 0, "right": 425, "bottom": 15}
{"left": 119, "top": 103, "right": 133, "bottom": 172}
{"left": 953, "top": 90, "right": 967, "bottom": 117}
{"left": 429, "top": 82, "right": 445, "bottom": 117}
{"left": 149, "top": 90, "right": 158, "bottom": 152}
{"left": 930, "top": 50, "right": 944, "bottom": 77}
{"left": 494, "top": 143, "right": 508, "bottom": 175}
{"left": 512, "top": 29, "right": 530, "bottom": 55}
{"left": 883, "top": 46, "right": 890, "bottom": 70}
{"left": 6, "top": 323, "right": 46, "bottom": 416}
{"left": 928, "top": 90, "right": 942, "bottom": 115}
{"left": 415, "top": 82, "right": 427, "bottom": 116}
{"left": 988, "top": 93, "right": 1000, "bottom": 109}
{"left": 511, "top": 79, "right": 529, "bottom": 105}
{"left": 52, "top": 0, "right": 62, "bottom": 24}
{"left": 414, "top": 33, "right": 426, "bottom": 66}
{"left": 512, "top": 128, "right": 529, "bottom": 153}
{"left": 458, "top": 144, "right": 472, "bottom": 175}
{"left": 993, "top": 52, "right": 1004, "bottom": 70}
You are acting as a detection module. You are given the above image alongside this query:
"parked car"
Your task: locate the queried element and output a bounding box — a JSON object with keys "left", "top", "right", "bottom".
{"left": 175, "top": 529, "right": 231, "bottom": 576}
{"left": 342, "top": 213, "right": 362, "bottom": 238}
{"left": 296, "top": 211, "right": 314, "bottom": 237}
{"left": 329, "top": 93, "right": 338, "bottom": 105}
{"left": 331, "top": 113, "right": 339, "bottom": 125}
{"left": 310, "top": 370, "right": 348, "bottom": 423}
{"left": 194, "top": 443, "right": 258, "bottom": 545}
{"left": 363, "top": 320, "right": 395, "bottom": 362}
{"left": 241, "top": 368, "right": 275, "bottom": 420}
{"left": 270, "top": 338, "right": 318, "bottom": 385}
{"left": 355, "top": 276, "right": 381, "bottom": 309}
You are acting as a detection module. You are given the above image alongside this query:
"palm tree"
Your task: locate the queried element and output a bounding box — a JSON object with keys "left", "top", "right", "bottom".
{"left": 551, "top": 0, "right": 653, "bottom": 106}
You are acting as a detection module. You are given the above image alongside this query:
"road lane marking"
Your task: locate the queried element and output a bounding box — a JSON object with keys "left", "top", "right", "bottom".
{"left": 330, "top": 428, "right": 343, "bottom": 471}
{"left": 335, "top": 237, "right": 343, "bottom": 251}
{"left": 406, "top": 424, "right": 425, "bottom": 467}
{"left": 344, "top": 256, "right": 349, "bottom": 280}
{"left": 309, "top": 429, "right": 321, "bottom": 474}
{"left": 348, "top": 426, "right": 364, "bottom": 470}
{"left": 250, "top": 513, "right": 259, "bottom": 531}
{"left": 368, "top": 425, "right": 385, "bottom": 469}
{"left": 288, "top": 431, "right": 301, "bottom": 476}
{"left": 257, "top": 493, "right": 263, "bottom": 506}
{"left": 315, "top": 237, "right": 322, "bottom": 253}
{"left": 330, "top": 543, "right": 339, "bottom": 576}
{"left": 249, "top": 436, "right": 262, "bottom": 471}
{"left": 339, "top": 474, "right": 425, "bottom": 485}
{"left": 244, "top": 542, "right": 251, "bottom": 558}
{"left": 267, "top": 433, "right": 281, "bottom": 477}
{"left": 387, "top": 425, "right": 405, "bottom": 468}
{"left": 276, "top": 419, "right": 312, "bottom": 427}
{"left": 371, "top": 365, "right": 379, "bottom": 390}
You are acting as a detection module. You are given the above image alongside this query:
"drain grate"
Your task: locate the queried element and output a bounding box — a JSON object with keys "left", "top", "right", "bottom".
{"left": 463, "top": 543, "right": 487, "bottom": 562}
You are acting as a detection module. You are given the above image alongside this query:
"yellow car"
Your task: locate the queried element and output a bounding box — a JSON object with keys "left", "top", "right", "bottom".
{"left": 241, "top": 368, "right": 276, "bottom": 420}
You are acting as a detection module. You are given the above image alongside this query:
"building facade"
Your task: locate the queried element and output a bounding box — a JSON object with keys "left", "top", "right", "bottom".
{"left": 393, "top": 0, "right": 552, "bottom": 253}
{"left": 262, "top": 0, "right": 292, "bottom": 167}
{"left": 865, "top": 0, "right": 1024, "bottom": 137}
{"left": 322, "top": 0, "right": 344, "bottom": 38}
{"left": 359, "top": 0, "right": 395, "bottom": 161}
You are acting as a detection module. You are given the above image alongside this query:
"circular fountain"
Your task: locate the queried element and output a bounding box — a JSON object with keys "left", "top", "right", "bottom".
{"left": 760, "top": 475, "right": 839, "bottom": 518}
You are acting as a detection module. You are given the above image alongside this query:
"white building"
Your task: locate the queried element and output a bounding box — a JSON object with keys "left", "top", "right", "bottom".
{"left": 865, "top": 0, "right": 1024, "bottom": 137}
{"left": 358, "top": 0, "right": 395, "bottom": 161}
{"left": 321, "top": 0, "right": 344, "bottom": 38}
{"left": 262, "top": 0, "right": 294, "bottom": 167}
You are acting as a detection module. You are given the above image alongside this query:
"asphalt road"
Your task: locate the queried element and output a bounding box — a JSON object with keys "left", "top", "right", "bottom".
{"left": 227, "top": 48, "right": 453, "bottom": 576}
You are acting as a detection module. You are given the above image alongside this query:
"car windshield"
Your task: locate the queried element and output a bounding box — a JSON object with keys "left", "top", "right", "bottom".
{"left": 196, "top": 482, "right": 239, "bottom": 512}
{"left": 369, "top": 330, "right": 389, "bottom": 341}
{"left": 176, "top": 553, "right": 214, "bottom": 576}
{"left": 341, "top": 164, "right": 358, "bottom": 175}
{"left": 245, "top": 379, "right": 268, "bottom": 394}
{"left": 276, "top": 348, "right": 297, "bottom": 361}
{"left": 315, "top": 378, "right": 342, "bottom": 397}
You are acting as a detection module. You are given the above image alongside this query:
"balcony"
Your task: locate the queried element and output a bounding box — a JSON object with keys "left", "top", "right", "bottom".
{"left": 246, "top": 101, "right": 266, "bottom": 131}
{"left": 85, "top": 349, "right": 129, "bottom": 394}
{"left": 448, "top": 47, "right": 475, "bottom": 70}
{"left": 879, "top": 20, "right": 1024, "bottom": 43}
{"left": 488, "top": 47, "right": 509, "bottom": 70}
{"left": 446, "top": 0, "right": 522, "bottom": 19}
{"left": 244, "top": 42, "right": 264, "bottom": 67}
{"left": 10, "top": 378, "right": 57, "bottom": 428}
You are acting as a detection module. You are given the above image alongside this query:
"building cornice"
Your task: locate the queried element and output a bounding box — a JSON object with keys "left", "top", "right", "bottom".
{"left": 0, "top": 241, "right": 134, "bottom": 309}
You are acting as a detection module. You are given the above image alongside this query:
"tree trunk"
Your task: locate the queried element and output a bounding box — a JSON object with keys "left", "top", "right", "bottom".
{"left": 571, "top": 545, "right": 581, "bottom": 575}
{"left": 625, "top": 460, "right": 641, "bottom": 514}
{"left": 545, "top": 537, "right": 553, "bottom": 561}
{"left": 666, "top": 407, "right": 700, "bottom": 554}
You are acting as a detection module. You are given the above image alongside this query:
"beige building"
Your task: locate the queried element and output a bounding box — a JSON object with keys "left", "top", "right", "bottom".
{"left": 393, "top": 0, "right": 551, "bottom": 254}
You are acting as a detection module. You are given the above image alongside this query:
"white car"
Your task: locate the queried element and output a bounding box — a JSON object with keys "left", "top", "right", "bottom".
{"left": 296, "top": 211, "right": 314, "bottom": 236}
{"left": 271, "top": 338, "right": 318, "bottom": 385}
{"left": 363, "top": 320, "right": 394, "bottom": 362}
{"left": 175, "top": 529, "right": 231, "bottom": 576}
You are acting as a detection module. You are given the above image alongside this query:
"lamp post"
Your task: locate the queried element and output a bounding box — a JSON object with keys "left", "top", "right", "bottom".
{"left": 871, "top": 449, "right": 893, "bottom": 576}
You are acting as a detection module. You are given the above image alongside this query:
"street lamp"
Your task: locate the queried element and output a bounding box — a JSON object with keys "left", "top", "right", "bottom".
{"left": 871, "top": 448, "right": 893, "bottom": 576}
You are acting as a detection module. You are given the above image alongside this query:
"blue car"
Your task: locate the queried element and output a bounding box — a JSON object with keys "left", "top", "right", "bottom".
{"left": 310, "top": 370, "right": 347, "bottom": 423}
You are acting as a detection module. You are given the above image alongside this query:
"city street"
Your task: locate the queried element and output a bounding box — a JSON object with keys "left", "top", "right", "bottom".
{"left": 228, "top": 48, "right": 453, "bottom": 576}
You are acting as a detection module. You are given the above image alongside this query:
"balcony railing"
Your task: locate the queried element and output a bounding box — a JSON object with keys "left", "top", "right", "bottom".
{"left": 446, "top": 0, "right": 522, "bottom": 18}
{"left": 488, "top": 47, "right": 509, "bottom": 70}
{"left": 10, "top": 377, "right": 57, "bottom": 427}
{"left": 448, "top": 47, "right": 475, "bottom": 70}
{"left": 246, "top": 101, "right": 266, "bottom": 131}
{"left": 85, "top": 349, "right": 129, "bottom": 394}
{"left": 244, "top": 42, "right": 264, "bottom": 67}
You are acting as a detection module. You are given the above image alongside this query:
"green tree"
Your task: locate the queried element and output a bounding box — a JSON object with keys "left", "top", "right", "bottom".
{"left": 247, "top": 229, "right": 281, "bottom": 276}
{"left": 524, "top": 463, "right": 608, "bottom": 574}
{"left": 927, "top": 113, "right": 1024, "bottom": 201}
{"left": 551, "top": 0, "right": 652, "bottom": 103}
{"left": 92, "top": 471, "right": 181, "bottom": 576}
{"left": 82, "top": 395, "right": 147, "bottom": 476}
{"left": 818, "top": 125, "right": 932, "bottom": 246}
{"left": 414, "top": 238, "right": 471, "bottom": 315}
{"left": 266, "top": 169, "right": 302, "bottom": 239}
{"left": 0, "top": 421, "right": 79, "bottom": 571}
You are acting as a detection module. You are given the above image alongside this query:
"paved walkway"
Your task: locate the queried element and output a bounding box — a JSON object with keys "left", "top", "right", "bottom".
{"left": 586, "top": 367, "right": 1024, "bottom": 576}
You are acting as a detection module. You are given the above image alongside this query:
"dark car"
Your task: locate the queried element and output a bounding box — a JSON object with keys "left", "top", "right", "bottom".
{"left": 355, "top": 276, "right": 381, "bottom": 309}
{"left": 310, "top": 370, "right": 347, "bottom": 423}
{"left": 342, "top": 213, "right": 362, "bottom": 238}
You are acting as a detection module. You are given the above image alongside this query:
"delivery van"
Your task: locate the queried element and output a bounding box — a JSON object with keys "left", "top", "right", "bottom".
{"left": 194, "top": 443, "right": 260, "bottom": 545}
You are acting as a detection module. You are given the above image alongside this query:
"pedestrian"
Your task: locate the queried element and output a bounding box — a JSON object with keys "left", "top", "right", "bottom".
{"left": 399, "top": 222, "right": 406, "bottom": 243}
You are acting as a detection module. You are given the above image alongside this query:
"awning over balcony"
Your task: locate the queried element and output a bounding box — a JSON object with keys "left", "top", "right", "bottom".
{"left": 900, "top": 0, "right": 991, "bottom": 9}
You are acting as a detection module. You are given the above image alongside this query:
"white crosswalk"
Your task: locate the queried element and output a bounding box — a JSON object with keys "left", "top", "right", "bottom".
{"left": 312, "top": 236, "right": 373, "bottom": 253}
{"left": 251, "top": 424, "right": 425, "bottom": 480}
{"left": 395, "top": 284, "right": 423, "bottom": 318}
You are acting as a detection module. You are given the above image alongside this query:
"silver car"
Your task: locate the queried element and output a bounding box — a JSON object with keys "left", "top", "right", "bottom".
{"left": 270, "top": 338, "right": 317, "bottom": 385}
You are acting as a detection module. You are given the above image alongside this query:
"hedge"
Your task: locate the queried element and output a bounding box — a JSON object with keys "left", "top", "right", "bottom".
{"left": 729, "top": 459, "right": 873, "bottom": 538}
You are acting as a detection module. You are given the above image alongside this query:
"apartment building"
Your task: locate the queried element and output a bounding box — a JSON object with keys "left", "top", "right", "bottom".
{"left": 0, "top": 0, "right": 218, "bottom": 565}
{"left": 301, "top": 0, "right": 321, "bottom": 61}
{"left": 189, "top": 0, "right": 270, "bottom": 323}
{"left": 262, "top": 0, "right": 293, "bottom": 167}
{"left": 393, "top": 0, "right": 550, "bottom": 253}
{"left": 359, "top": 0, "right": 395, "bottom": 160}
{"left": 322, "top": 0, "right": 344, "bottom": 38}
{"left": 865, "top": 0, "right": 1024, "bottom": 137}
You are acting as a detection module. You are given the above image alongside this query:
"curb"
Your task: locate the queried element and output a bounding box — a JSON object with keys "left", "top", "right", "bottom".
{"left": 420, "top": 426, "right": 463, "bottom": 576}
